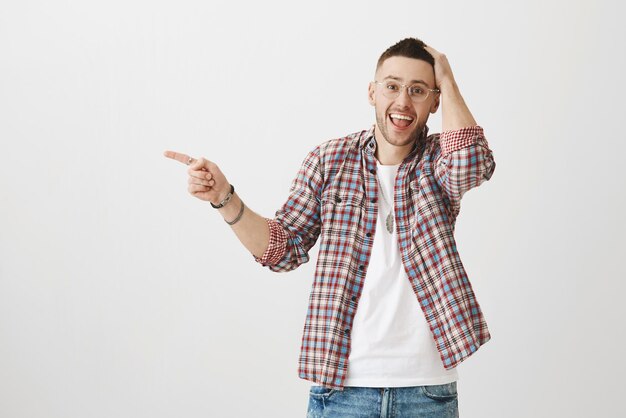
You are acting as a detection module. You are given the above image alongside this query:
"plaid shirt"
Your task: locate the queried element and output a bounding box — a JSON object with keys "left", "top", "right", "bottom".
{"left": 254, "top": 124, "right": 496, "bottom": 389}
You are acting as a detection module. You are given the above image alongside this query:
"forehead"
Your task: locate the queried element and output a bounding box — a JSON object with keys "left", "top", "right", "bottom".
{"left": 376, "top": 56, "right": 435, "bottom": 86}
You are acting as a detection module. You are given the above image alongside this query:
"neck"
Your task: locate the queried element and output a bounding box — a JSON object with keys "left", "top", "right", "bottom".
{"left": 373, "top": 125, "right": 415, "bottom": 165}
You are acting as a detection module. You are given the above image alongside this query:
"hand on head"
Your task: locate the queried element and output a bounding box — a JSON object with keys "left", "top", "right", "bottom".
{"left": 423, "top": 45, "right": 455, "bottom": 90}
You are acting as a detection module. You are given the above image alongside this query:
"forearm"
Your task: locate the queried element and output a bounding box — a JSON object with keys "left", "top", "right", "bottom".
{"left": 440, "top": 80, "right": 477, "bottom": 132}
{"left": 434, "top": 126, "right": 496, "bottom": 209}
{"left": 217, "top": 192, "right": 269, "bottom": 259}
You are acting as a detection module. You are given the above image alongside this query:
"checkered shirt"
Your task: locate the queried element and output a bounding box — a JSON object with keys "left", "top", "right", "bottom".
{"left": 254, "top": 124, "right": 496, "bottom": 390}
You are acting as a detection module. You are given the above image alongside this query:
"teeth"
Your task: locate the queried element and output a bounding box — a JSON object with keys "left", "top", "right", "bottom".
{"left": 390, "top": 114, "right": 414, "bottom": 121}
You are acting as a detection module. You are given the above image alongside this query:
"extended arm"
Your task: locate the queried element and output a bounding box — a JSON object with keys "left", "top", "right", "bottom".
{"left": 164, "top": 148, "right": 323, "bottom": 272}
{"left": 163, "top": 151, "right": 270, "bottom": 259}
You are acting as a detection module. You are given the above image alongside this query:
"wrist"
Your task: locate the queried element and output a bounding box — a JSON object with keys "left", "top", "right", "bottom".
{"left": 218, "top": 192, "right": 243, "bottom": 223}
{"left": 210, "top": 184, "right": 235, "bottom": 208}
{"left": 439, "top": 78, "right": 459, "bottom": 95}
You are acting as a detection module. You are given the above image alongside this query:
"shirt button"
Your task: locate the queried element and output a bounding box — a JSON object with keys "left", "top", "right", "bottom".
{"left": 359, "top": 265, "right": 364, "bottom": 270}
{"left": 371, "top": 198, "right": 377, "bottom": 203}
{"left": 366, "top": 232, "right": 372, "bottom": 238}
{"left": 351, "top": 295, "right": 357, "bottom": 302}
{"left": 369, "top": 169, "right": 376, "bottom": 174}
{"left": 335, "top": 196, "right": 342, "bottom": 203}
{"left": 344, "top": 328, "right": 350, "bottom": 335}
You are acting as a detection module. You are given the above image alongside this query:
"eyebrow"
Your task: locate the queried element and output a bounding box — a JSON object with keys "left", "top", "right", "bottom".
{"left": 383, "top": 75, "right": 429, "bottom": 86}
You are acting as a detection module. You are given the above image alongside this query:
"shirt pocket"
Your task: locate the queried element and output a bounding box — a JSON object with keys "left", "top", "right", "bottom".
{"left": 319, "top": 187, "right": 364, "bottom": 235}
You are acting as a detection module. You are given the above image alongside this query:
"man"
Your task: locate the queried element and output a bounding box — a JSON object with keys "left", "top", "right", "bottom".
{"left": 165, "top": 38, "right": 495, "bottom": 417}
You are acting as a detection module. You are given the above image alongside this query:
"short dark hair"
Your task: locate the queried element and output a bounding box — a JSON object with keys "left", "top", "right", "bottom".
{"left": 376, "top": 38, "right": 434, "bottom": 72}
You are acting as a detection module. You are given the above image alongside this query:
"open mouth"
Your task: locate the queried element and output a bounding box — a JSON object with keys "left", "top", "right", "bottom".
{"left": 388, "top": 113, "right": 415, "bottom": 130}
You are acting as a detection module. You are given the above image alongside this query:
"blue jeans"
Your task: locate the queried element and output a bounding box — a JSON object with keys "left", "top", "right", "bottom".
{"left": 307, "top": 382, "right": 459, "bottom": 418}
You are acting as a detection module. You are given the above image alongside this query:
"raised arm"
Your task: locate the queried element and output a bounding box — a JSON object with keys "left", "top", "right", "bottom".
{"left": 424, "top": 45, "right": 476, "bottom": 132}
{"left": 424, "top": 46, "right": 496, "bottom": 208}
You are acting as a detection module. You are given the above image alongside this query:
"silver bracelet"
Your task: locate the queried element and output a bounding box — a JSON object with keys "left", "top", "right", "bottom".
{"left": 225, "top": 200, "right": 245, "bottom": 225}
{"left": 211, "top": 184, "right": 235, "bottom": 209}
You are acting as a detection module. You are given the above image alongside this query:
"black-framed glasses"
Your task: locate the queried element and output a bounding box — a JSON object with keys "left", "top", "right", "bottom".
{"left": 373, "top": 80, "right": 440, "bottom": 103}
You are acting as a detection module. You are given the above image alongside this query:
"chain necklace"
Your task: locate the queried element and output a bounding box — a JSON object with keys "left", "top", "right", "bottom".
{"left": 376, "top": 169, "right": 396, "bottom": 234}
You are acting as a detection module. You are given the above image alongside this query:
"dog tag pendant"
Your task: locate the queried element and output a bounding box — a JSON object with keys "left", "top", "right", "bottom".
{"left": 386, "top": 212, "right": 394, "bottom": 234}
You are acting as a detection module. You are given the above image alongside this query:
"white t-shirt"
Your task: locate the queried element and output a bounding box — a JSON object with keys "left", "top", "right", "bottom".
{"left": 343, "top": 161, "right": 459, "bottom": 387}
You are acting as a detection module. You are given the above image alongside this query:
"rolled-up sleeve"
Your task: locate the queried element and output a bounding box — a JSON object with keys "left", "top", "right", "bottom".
{"left": 252, "top": 146, "right": 324, "bottom": 273}
{"left": 434, "top": 125, "right": 496, "bottom": 209}
{"left": 253, "top": 218, "right": 288, "bottom": 266}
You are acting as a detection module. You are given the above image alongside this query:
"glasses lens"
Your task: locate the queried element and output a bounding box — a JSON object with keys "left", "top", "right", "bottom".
{"left": 408, "top": 85, "right": 428, "bottom": 103}
{"left": 381, "top": 81, "right": 400, "bottom": 99}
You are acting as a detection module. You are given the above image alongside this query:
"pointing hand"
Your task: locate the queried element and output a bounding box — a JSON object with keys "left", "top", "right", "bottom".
{"left": 164, "top": 150, "right": 230, "bottom": 205}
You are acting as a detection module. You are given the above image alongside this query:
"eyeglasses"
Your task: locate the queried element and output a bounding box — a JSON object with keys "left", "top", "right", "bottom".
{"left": 373, "top": 80, "right": 440, "bottom": 103}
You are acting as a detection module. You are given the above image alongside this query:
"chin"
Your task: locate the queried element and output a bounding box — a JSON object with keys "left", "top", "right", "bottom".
{"left": 385, "top": 127, "right": 421, "bottom": 146}
{"left": 386, "top": 135, "right": 415, "bottom": 147}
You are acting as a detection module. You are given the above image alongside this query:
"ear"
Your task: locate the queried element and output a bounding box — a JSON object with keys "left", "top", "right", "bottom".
{"left": 430, "top": 94, "right": 440, "bottom": 114}
{"left": 368, "top": 82, "right": 376, "bottom": 106}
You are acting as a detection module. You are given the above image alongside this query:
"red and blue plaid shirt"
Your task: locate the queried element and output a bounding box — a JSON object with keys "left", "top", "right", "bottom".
{"left": 255, "top": 124, "right": 496, "bottom": 389}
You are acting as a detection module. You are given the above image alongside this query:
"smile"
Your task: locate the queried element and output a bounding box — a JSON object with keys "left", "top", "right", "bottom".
{"left": 388, "top": 113, "right": 415, "bottom": 129}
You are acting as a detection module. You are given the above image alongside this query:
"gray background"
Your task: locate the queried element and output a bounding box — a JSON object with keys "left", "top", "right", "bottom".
{"left": 1, "top": 0, "right": 624, "bottom": 417}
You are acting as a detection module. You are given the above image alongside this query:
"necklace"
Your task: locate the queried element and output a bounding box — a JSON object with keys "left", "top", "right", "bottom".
{"left": 376, "top": 170, "right": 395, "bottom": 234}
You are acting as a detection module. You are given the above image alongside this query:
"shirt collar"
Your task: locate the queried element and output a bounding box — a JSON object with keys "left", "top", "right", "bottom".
{"left": 361, "top": 124, "right": 430, "bottom": 162}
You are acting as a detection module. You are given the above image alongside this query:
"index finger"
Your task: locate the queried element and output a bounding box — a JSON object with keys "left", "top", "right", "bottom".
{"left": 164, "top": 150, "right": 196, "bottom": 166}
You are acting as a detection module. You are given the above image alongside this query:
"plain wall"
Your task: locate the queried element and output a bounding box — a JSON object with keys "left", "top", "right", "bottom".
{"left": 1, "top": 0, "right": 625, "bottom": 417}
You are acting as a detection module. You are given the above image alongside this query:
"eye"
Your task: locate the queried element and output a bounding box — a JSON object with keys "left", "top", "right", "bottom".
{"left": 385, "top": 82, "right": 400, "bottom": 91}
{"left": 409, "top": 86, "right": 425, "bottom": 95}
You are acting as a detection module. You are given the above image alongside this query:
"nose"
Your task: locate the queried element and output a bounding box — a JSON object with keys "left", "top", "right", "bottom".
{"left": 395, "top": 86, "right": 412, "bottom": 107}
